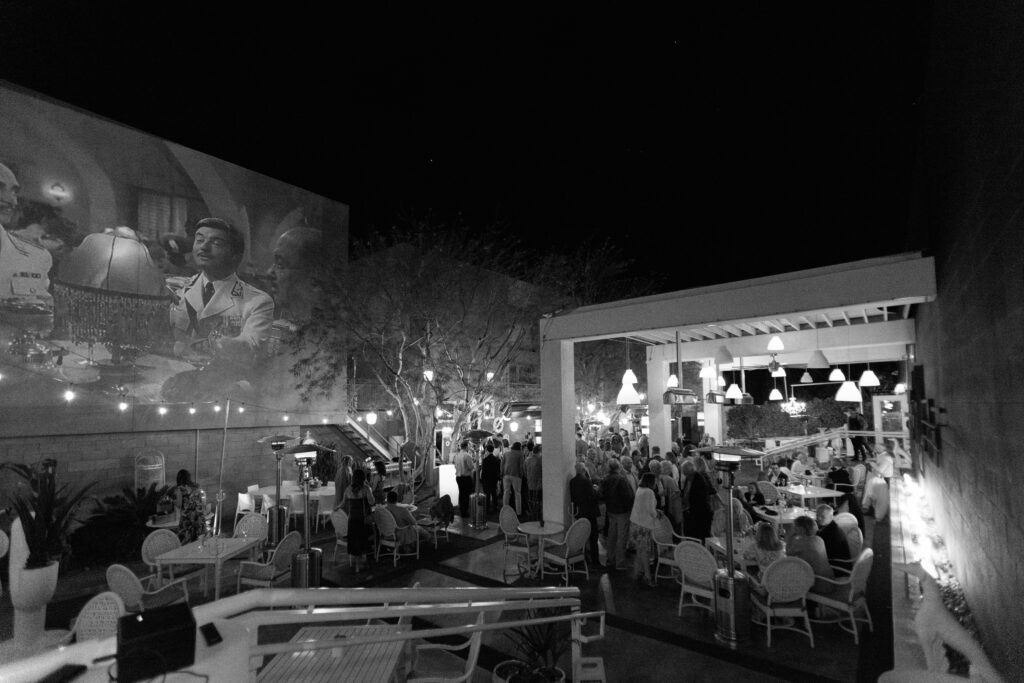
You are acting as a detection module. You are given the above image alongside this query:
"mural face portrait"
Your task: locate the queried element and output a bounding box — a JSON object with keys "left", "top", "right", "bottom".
{"left": 192, "top": 225, "right": 238, "bottom": 279}
{"left": 267, "top": 227, "right": 321, "bottom": 320}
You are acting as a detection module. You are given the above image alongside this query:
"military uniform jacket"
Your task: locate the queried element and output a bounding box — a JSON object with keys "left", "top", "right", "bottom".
{"left": 0, "top": 228, "right": 52, "bottom": 306}
{"left": 169, "top": 272, "right": 274, "bottom": 353}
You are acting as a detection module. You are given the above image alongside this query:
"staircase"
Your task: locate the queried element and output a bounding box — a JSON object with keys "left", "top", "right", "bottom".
{"left": 762, "top": 427, "right": 849, "bottom": 457}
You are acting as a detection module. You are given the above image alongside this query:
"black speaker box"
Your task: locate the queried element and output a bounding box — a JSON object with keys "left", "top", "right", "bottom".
{"left": 116, "top": 603, "right": 196, "bottom": 683}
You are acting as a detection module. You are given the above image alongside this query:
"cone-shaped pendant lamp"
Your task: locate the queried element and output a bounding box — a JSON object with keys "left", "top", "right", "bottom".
{"left": 666, "top": 374, "right": 679, "bottom": 388}
{"left": 715, "top": 346, "right": 734, "bottom": 366}
{"left": 858, "top": 368, "right": 880, "bottom": 387}
{"left": 828, "top": 367, "right": 846, "bottom": 382}
{"left": 835, "top": 380, "right": 862, "bottom": 402}
{"left": 621, "top": 368, "right": 638, "bottom": 385}
{"left": 800, "top": 370, "right": 813, "bottom": 383}
{"left": 616, "top": 382, "right": 642, "bottom": 405}
{"left": 769, "top": 387, "right": 783, "bottom": 401}
{"left": 806, "top": 349, "right": 830, "bottom": 369}
{"left": 725, "top": 383, "right": 743, "bottom": 400}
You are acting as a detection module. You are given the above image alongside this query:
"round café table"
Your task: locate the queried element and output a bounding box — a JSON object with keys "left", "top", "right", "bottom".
{"left": 517, "top": 521, "right": 565, "bottom": 577}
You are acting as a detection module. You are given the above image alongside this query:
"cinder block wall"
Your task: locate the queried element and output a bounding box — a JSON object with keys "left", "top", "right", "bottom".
{"left": 909, "top": 0, "right": 1024, "bottom": 674}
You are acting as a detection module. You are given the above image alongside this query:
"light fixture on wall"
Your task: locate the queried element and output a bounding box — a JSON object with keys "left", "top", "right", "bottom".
{"left": 366, "top": 409, "right": 378, "bottom": 425}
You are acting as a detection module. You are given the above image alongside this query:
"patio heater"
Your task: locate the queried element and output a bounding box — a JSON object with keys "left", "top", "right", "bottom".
{"left": 465, "top": 429, "right": 493, "bottom": 530}
{"left": 280, "top": 433, "right": 326, "bottom": 588}
{"left": 257, "top": 434, "right": 296, "bottom": 545}
{"left": 697, "top": 445, "right": 765, "bottom": 649}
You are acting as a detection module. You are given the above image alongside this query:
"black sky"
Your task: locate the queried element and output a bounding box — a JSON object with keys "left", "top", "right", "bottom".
{"left": 0, "top": 5, "right": 931, "bottom": 291}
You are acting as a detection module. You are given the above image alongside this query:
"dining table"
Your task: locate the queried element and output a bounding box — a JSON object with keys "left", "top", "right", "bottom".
{"left": 705, "top": 535, "right": 760, "bottom": 573}
{"left": 517, "top": 521, "right": 566, "bottom": 577}
{"left": 779, "top": 483, "right": 845, "bottom": 507}
{"left": 752, "top": 504, "right": 813, "bottom": 530}
{"left": 258, "top": 483, "right": 337, "bottom": 507}
{"left": 255, "top": 623, "right": 406, "bottom": 682}
{"left": 155, "top": 536, "right": 263, "bottom": 601}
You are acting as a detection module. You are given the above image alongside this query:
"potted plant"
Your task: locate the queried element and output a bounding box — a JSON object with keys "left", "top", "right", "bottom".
{"left": 494, "top": 607, "right": 570, "bottom": 683}
{"left": 2, "top": 460, "right": 95, "bottom": 645}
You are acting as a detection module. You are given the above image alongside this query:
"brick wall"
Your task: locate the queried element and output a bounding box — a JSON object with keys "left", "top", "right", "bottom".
{"left": 908, "top": 0, "right": 1024, "bottom": 674}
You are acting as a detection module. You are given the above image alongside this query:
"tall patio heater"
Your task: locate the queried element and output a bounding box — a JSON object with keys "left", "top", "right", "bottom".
{"left": 257, "top": 434, "right": 296, "bottom": 546}
{"left": 696, "top": 445, "right": 765, "bottom": 649}
{"left": 280, "top": 434, "right": 331, "bottom": 588}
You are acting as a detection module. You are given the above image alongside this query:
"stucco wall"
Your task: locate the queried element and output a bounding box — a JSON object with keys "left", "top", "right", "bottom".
{"left": 908, "top": 0, "right": 1024, "bottom": 674}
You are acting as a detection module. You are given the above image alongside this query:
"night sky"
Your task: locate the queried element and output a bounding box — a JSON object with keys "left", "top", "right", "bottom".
{"left": 0, "top": 5, "right": 931, "bottom": 291}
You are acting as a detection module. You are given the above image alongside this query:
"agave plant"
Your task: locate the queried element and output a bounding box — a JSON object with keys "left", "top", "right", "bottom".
{"left": 1, "top": 460, "right": 96, "bottom": 570}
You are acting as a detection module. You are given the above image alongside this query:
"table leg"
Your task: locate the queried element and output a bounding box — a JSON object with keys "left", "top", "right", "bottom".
{"left": 214, "top": 560, "right": 222, "bottom": 601}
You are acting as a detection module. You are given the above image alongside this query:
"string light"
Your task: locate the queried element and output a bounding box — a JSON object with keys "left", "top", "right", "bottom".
{"left": 237, "top": 404, "right": 245, "bottom": 413}
{"left": 158, "top": 406, "right": 168, "bottom": 415}
{"left": 188, "top": 403, "right": 196, "bottom": 415}
{"left": 282, "top": 413, "right": 289, "bottom": 421}
{"left": 64, "top": 385, "right": 76, "bottom": 402}
{"left": 118, "top": 399, "right": 129, "bottom": 412}
{"left": 213, "top": 403, "right": 222, "bottom": 413}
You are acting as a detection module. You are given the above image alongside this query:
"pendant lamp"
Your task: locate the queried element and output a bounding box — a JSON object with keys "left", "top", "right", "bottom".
{"left": 621, "top": 368, "right": 638, "bottom": 385}
{"left": 666, "top": 374, "right": 679, "bottom": 388}
{"left": 715, "top": 346, "right": 734, "bottom": 366}
{"left": 828, "top": 367, "right": 846, "bottom": 382}
{"left": 806, "top": 349, "right": 830, "bottom": 369}
{"left": 725, "top": 383, "right": 743, "bottom": 400}
{"left": 771, "top": 366, "right": 786, "bottom": 378}
{"left": 717, "top": 375, "right": 727, "bottom": 387}
{"left": 769, "top": 387, "right": 783, "bottom": 401}
{"left": 858, "top": 367, "right": 880, "bottom": 387}
{"left": 616, "top": 382, "right": 642, "bottom": 405}
{"left": 800, "top": 370, "right": 813, "bottom": 383}
{"left": 699, "top": 363, "right": 716, "bottom": 379}
{"left": 766, "top": 335, "right": 785, "bottom": 352}
{"left": 835, "top": 380, "right": 862, "bottom": 402}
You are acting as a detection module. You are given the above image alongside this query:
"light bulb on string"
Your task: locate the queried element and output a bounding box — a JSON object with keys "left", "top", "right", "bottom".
{"left": 63, "top": 385, "right": 75, "bottom": 402}
{"left": 282, "top": 413, "right": 290, "bottom": 421}
{"left": 118, "top": 398, "right": 129, "bottom": 412}
{"left": 158, "top": 406, "right": 168, "bottom": 415}
{"left": 188, "top": 403, "right": 196, "bottom": 415}
{"left": 213, "top": 403, "right": 222, "bottom": 413}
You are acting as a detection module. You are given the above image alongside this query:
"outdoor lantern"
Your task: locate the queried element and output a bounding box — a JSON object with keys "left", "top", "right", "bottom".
{"left": 366, "top": 409, "right": 378, "bottom": 425}
{"left": 509, "top": 420, "right": 519, "bottom": 432}
{"left": 423, "top": 369, "right": 434, "bottom": 382}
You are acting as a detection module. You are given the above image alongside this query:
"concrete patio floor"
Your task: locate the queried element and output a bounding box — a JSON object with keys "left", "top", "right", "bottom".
{"left": 0, "top": 474, "right": 899, "bottom": 682}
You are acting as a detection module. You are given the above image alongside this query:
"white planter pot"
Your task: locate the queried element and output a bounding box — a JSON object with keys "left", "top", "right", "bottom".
{"left": 8, "top": 518, "right": 60, "bottom": 647}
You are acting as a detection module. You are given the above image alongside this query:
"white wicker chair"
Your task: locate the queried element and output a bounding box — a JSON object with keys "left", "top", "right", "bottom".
{"left": 652, "top": 520, "right": 682, "bottom": 583}
{"left": 236, "top": 530, "right": 302, "bottom": 592}
{"left": 833, "top": 512, "right": 859, "bottom": 535}
{"left": 315, "top": 493, "right": 335, "bottom": 532}
{"left": 106, "top": 564, "right": 190, "bottom": 613}
{"left": 234, "top": 492, "right": 256, "bottom": 525}
{"left": 331, "top": 509, "right": 350, "bottom": 564}
{"left": 232, "top": 512, "right": 268, "bottom": 558}
{"left": 407, "top": 612, "right": 484, "bottom": 683}
{"left": 140, "top": 529, "right": 205, "bottom": 593}
{"left": 373, "top": 506, "right": 419, "bottom": 566}
{"left": 808, "top": 548, "right": 875, "bottom": 643}
{"left": 675, "top": 540, "right": 717, "bottom": 615}
{"left": 750, "top": 556, "right": 816, "bottom": 647}
{"left": 756, "top": 481, "right": 781, "bottom": 505}
{"left": 499, "top": 505, "right": 536, "bottom": 581}
{"left": 541, "top": 518, "right": 591, "bottom": 586}
{"left": 62, "top": 591, "right": 125, "bottom": 644}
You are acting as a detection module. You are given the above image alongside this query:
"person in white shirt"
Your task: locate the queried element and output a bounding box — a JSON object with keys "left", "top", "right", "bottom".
{"left": 454, "top": 440, "right": 476, "bottom": 518}
{"left": 0, "top": 163, "right": 53, "bottom": 316}
{"left": 874, "top": 440, "right": 896, "bottom": 484}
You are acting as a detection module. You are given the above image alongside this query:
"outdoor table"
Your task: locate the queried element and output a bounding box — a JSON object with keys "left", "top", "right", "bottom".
{"left": 752, "top": 504, "right": 812, "bottom": 530}
{"left": 517, "top": 521, "right": 565, "bottom": 577}
{"left": 706, "top": 536, "right": 760, "bottom": 573}
{"left": 155, "top": 536, "right": 262, "bottom": 601}
{"left": 258, "top": 483, "right": 337, "bottom": 507}
{"left": 779, "top": 483, "right": 844, "bottom": 507}
{"left": 256, "top": 623, "right": 405, "bottom": 683}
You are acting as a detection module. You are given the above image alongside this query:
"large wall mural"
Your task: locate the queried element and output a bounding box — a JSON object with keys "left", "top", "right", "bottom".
{"left": 0, "top": 84, "right": 348, "bottom": 436}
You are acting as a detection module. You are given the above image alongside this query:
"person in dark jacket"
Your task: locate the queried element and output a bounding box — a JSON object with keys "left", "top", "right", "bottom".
{"left": 480, "top": 443, "right": 501, "bottom": 514}
{"left": 570, "top": 462, "right": 602, "bottom": 568}
{"left": 815, "top": 504, "right": 851, "bottom": 568}
{"left": 600, "top": 459, "right": 635, "bottom": 570}
{"left": 681, "top": 460, "right": 713, "bottom": 540}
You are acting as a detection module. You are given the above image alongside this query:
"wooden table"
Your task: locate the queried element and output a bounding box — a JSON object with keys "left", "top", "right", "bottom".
{"left": 706, "top": 536, "right": 760, "bottom": 573}
{"left": 779, "top": 483, "right": 845, "bottom": 507}
{"left": 256, "top": 624, "right": 405, "bottom": 683}
{"left": 517, "top": 521, "right": 565, "bottom": 577}
{"left": 155, "top": 536, "right": 262, "bottom": 601}
{"left": 752, "top": 504, "right": 812, "bottom": 530}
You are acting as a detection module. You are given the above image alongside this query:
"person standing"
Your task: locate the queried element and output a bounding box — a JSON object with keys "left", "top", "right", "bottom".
{"left": 480, "top": 443, "right": 501, "bottom": 514}
{"left": 601, "top": 459, "right": 634, "bottom": 571}
{"left": 875, "top": 440, "right": 895, "bottom": 485}
{"left": 454, "top": 440, "right": 476, "bottom": 518}
{"left": 629, "top": 473, "right": 661, "bottom": 587}
{"left": 501, "top": 441, "right": 525, "bottom": 515}
{"left": 570, "top": 462, "right": 602, "bottom": 568}
{"left": 341, "top": 469, "right": 376, "bottom": 572}
{"left": 524, "top": 444, "right": 543, "bottom": 520}
{"left": 681, "top": 460, "right": 713, "bottom": 540}
{"left": 174, "top": 469, "right": 205, "bottom": 543}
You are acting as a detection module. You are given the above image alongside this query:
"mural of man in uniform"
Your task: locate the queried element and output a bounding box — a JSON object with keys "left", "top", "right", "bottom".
{"left": 168, "top": 217, "right": 274, "bottom": 364}
{"left": 0, "top": 162, "right": 54, "bottom": 335}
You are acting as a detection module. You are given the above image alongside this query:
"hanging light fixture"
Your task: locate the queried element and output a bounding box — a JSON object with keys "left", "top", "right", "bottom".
{"left": 666, "top": 374, "right": 679, "bottom": 388}
{"left": 714, "top": 346, "right": 734, "bottom": 366}
{"left": 858, "top": 364, "right": 880, "bottom": 387}
{"left": 766, "top": 335, "right": 785, "bottom": 352}
{"left": 366, "top": 409, "right": 378, "bottom": 425}
{"left": 806, "top": 349, "right": 830, "bottom": 369}
{"left": 717, "top": 375, "right": 726, "bottom": 387}
{"left": 800, "top": 370, "right": 813, "bottom": 383}
{"left": 769, "top": 387, "right": 783, "bottom": 401}
{"left": 725, "top": 383, "right": 743, "bottom": 400}
{"left": 835, "top": 380, "right": 862, "bottom": 402}
{"left": 699, "top": 362, "right": 716, "bottom": 379}
{"left": 616, "top": 382, "right": 642, "bottom": 405}
{"left": 771, "top": 365, "right": 786, "bottom": 378}
{"left": 828, "top": 367, "right": 846, "bottom": 382}
{"left": 894, "top": 382, "right": 907, "bottom": 394}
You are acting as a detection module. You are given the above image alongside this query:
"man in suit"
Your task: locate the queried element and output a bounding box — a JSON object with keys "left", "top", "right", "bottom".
{"left": 570, "top": 462, "right": 602, "bottom": 568}
{"left": 816, "top": 504, "right": 851, "bottom": 568}
{"left": 168, "top": 217, "right": 273, "bottom": 366}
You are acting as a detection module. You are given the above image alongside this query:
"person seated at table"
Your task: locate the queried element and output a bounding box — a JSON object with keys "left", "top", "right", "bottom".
{"left": 790, "top": 451, "right": 810, "bottom": 477}
{"left": 174, "top": 469, "right": 205, "bottom": 543}
{"left": 786, "top": 515, "right": 835, "bottom": 594}
{"left": 742, "top": 482, "right": 765, "bottom": 508}
{"left": 766, "top": 462, "right": 789, "bottom": 487}
{"left": 741, "top": 521, "right": 786, "bottom": 581}
{"left": 815, "top": 504, "right": 851, "bottom": 569}
{"left": 826, "top": 457, "right": 852, "bottom": 490}
{"left": 369, "top": 460, "right": 388, "bottom": 505}
{"left": 385, "top": 490, "right": 431, "bottom": 549}
{"left": 712, "top": 494, "right": 750, "bottom": 538}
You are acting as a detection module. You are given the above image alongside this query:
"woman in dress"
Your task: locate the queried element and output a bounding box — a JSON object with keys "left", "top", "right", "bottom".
{"left": 341, "top": 468, "right": 376, "bottom": 572}
{"left": 333, "top": 454, "right": 354, "bottom": 510}
{"left": 629, "top": 472, "right": 661, "bottom": 587}
{"left": 174, "top": 469, "right": 205, "bottom": 543}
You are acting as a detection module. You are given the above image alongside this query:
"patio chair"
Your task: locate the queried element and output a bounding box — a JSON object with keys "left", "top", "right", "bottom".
{"left": 499, "top": 505, "right": 536, "bottom": 581}
{"left": 233, "top": 512, "right": 268, "bottom": 542}
{"left": 833, "top": 526, "right": 864, "bottom": 574}
{"left": 288, "top": 492, "right": 314, "bottom": 531}
{"left": 676, "top": 540, "right": 717, "bottom": 615}
{"left": 315, "top": 492, "right": 335, "bottom": 532}
{"left": 140, "top": 529, "right": 206, "bottom": 593}
{"left": 541, "top": 518, "right": 591, "bottom": 586}
{"left": 373, "top": 506, "right": 419, "bottom": 566}
{"left": 652, "top": 520, "right": 682, "bottom": 583}
{"left": 407, "top": 612, "right": 484, "bottom": 683}
{"left": 833, "top": 512, "right": 859, "bottom": 536}
{"left": 247, "top": 484, "right": 262, "bottom": 512}
{"left": 61, "top": 591, "right": 125, "bottom": 644}
{"left": 234, "top": 492, "right": 256, "bottom": 525}
{"left": 106, "top": 564, "right": 190, "bottom": 613}
{"left": 237, "top": 530, "right": 302, "bottom": 592}
{"left": 260, "top": 494, "right": 275, "bottom": 520}
{"left": 331, "top": 509, "right": 350, "bottom": 564}
{"left": 807, "top": 548, "right": 875, "bottom": 644}
{"left": 750, "top": 556, "right": 816, "bottom": 648}
{"left": 756, "top": 481, "right": 781, "bottom": 505}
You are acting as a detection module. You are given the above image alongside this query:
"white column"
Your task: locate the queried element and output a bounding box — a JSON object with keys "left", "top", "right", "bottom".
{"left": 647, "top": 356, "right": 670, "bottom": 454}
{"left": 540, "top": 335, "right": 575, "bottom": 526}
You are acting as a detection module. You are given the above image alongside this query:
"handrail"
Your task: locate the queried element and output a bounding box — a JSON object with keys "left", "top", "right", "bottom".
{"left": 344, "top": 415, "right": 395, "bottom": 462}
{"left": 762, "top": 427, "right": 848, "bottom": 456}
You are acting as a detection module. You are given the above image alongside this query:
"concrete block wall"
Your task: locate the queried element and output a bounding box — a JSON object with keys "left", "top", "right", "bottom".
{"left": 908, "top": 0, "right": 1024, "bottom": 674}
